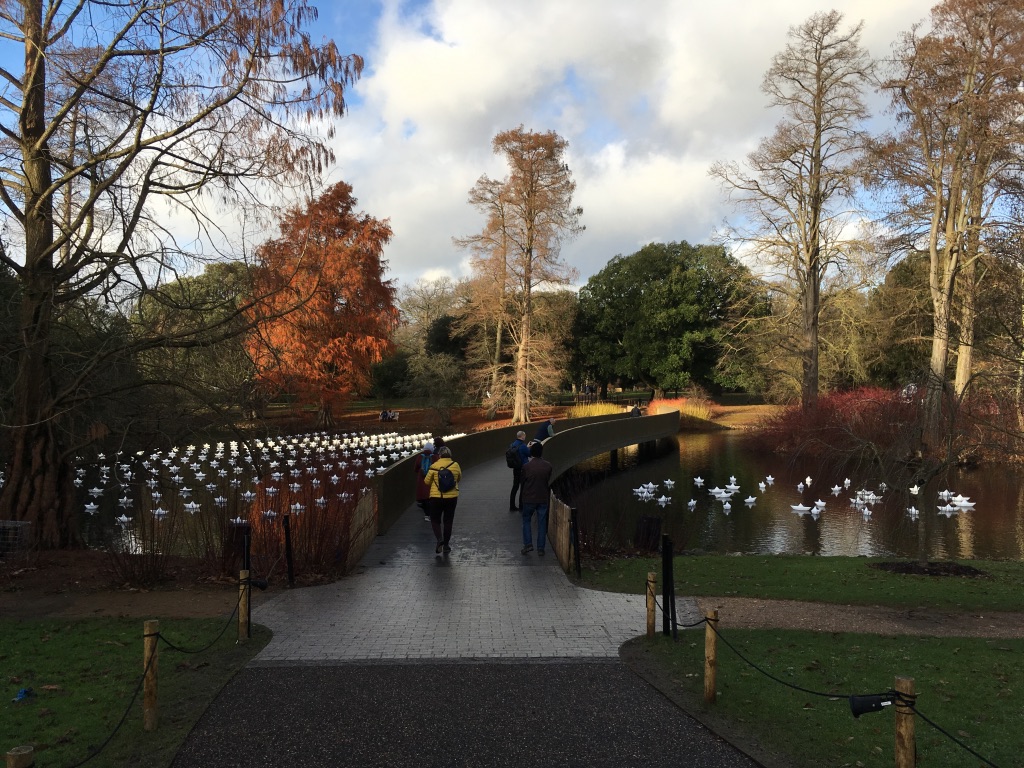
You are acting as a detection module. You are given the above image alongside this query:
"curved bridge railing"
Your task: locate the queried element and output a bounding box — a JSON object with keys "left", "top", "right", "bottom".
{"left": 344, "top": 410, "right": 680, "bottom": 573}
{"left": 540, "top": 410, "right": 680, "bottom": 573}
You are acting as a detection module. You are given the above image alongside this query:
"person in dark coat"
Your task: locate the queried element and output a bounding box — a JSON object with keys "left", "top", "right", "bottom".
{"left": 520, "top": 441, "right": 553, "bottom": 556}
{"left": 533, "top": 418, "right": 555, "bottom": 442}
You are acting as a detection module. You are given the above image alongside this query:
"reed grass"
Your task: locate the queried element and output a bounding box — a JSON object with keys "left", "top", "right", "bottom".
{"left": 565, "top": 402, "right": 624, "bottom": 419}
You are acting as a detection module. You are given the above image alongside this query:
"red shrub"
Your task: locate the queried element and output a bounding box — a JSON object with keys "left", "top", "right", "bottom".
{"left": 751, "top": 388, "right": 920, "bottom": 461}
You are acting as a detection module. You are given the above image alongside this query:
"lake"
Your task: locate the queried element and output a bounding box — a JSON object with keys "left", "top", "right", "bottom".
{"left": 560, "top": 431, "right": 1024, "bottom": 560}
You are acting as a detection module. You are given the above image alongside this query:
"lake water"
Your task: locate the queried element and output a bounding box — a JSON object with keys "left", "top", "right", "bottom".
{"left": 561, "top": 431, "right": 1024, "bottom": 560}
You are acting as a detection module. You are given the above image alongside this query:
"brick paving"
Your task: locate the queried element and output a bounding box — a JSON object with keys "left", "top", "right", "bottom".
{"left": 251, "top": 454, "right": 702, "bottom": 663}
{"left": 174, "top": 452, "right": 761, "bottom": 768}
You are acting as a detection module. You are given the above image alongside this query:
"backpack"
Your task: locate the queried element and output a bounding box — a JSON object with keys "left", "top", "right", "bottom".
{"left": 437, "top": 465, "right": 457, "bottom": 494}
{"left": 505, "top": 442, "right": 522, "bottom": 469}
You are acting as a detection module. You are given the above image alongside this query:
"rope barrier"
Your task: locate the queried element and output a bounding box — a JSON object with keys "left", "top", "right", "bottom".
{"left": 704, "top": 619, "right": 852, "bottom": 700}
{"left": 61, "top": 649, "right": 158, "bottom": 768}
{"left": 155, "top": 592, "right": 242, "bottom": 654}
{"left": 651, "top": 595, "right": 1003, "bottom": 767}
{"left": 909, "top": 701, "right": 1001, "bottom": 768}
{"left": 650, "top": 591, "right": 709, "bottom": 630}
{"left": 59, "top": 579, "right": 250, "bottom": 767}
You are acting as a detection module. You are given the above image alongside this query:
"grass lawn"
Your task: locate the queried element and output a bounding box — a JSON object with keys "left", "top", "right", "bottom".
{"left": 1, "top": 617, "right": 269, "bottom": 767}
{"left": 583, "top": 555, "right": 1024, "bottom": 767}
{"left": 628, "top": 631, "right": 1022, "bottom": 768}
{"left": 580, "top": 554, "right": 1024, "bottom": 613}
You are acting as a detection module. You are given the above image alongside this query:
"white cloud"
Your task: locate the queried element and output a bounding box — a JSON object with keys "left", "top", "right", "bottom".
{"left": 320, "top": 0, "right": 935, "bottom": 288}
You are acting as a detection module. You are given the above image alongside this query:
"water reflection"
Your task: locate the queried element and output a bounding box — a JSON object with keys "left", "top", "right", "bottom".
{"left": 562, "top": 432, "right": 1024, "bottom": 560}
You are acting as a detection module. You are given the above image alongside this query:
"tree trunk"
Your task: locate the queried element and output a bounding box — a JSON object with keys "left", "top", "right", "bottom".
{"left": 489, "top": 317, "right": 503, "bottom": 396}
{"left": 1, "top": 289, "right": 76, "bottom": 545}
{"left": 924, "top": 299, "right": 951, "bottom": 449}
{"left": 2, "top": 418, "right": 75, "bottom": 547}
{"left": 801, "top": 254, "right": 821, "bottom": 413}
{"left": 512, "top": 245, "right": 533, "bottom": 423}
{"left": 953, "top": 243, "right": 979, "bottom": 399}
{"left": 1017, "top": 268, "right": 1024, "bottom": 432}
{"left": 512, "top": 310, "right": 531, "bottom": 423}
{"left": 0, "top": 2, "right": 75, "bottom": 547}
{"left": 316, "top": 400, "right": 335, "bottom": 428}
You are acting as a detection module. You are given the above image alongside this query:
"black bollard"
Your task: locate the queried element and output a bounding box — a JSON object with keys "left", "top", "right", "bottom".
{"left": 283, "top": 514, "right": 295, "bottom": 588}
{"left": 661, "top": 534, "right": 673, "bottom": 636}
{"left": 243, "top": 530, "right": 252, "bottom": 633}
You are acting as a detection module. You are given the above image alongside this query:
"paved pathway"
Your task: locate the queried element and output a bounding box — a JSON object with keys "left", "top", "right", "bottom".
{"left": 174, "top": 453, "right": 761, "bottom": 767}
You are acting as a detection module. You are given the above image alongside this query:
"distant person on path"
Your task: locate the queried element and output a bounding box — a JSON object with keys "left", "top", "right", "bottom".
{"left": 506, "top": 430, "right": 530, "bottom": 512}
{"left": 426, "top": 446, "right": 462, "bottom": 554}
{"left": 520, "top": 441, "right": 553, "bottom": 556}
{"left": 534, "top": 417, "right": 555, "bottom": 442}
{"left": 414, "top": 441, "right": 433, "bottom": 521}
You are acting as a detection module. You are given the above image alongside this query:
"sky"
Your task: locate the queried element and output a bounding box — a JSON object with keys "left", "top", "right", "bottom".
{"left": 306, "top": 0, "right": 936, "bottom": 290}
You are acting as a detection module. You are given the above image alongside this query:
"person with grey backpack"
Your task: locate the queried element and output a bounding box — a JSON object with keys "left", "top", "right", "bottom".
{"left": 505, "top": 430, "right": 529, "bottom": 511}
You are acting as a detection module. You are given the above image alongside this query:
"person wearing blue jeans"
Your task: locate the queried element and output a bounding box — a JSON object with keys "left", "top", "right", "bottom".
{"left": 520, "top": 440, "right": 553, "bottom": 555}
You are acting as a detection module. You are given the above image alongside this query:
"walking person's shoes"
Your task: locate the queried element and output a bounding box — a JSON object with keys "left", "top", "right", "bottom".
{"left": 538, "top": 549, "right": 545, "bottom": 556}
{"left": 443, "top": 543, "right": 452, "bottom": 553}
{"left": 521, "top": 544, "right": 533, "bottom": 555}
{"left": 435, "top": 541, "right": 444, "bottom": 554}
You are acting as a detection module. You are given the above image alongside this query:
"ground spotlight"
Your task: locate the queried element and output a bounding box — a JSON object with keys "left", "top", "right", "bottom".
{"left": 849, "top": 694, "right": 893, "bottom": 718}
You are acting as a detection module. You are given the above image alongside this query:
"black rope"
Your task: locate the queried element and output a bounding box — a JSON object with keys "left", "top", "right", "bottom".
{"left": 262, "top": 548, "right": 286, "bottom": 582}
{"left": 649, "top": 589, "right": 708, "bottom": 629}
{"left": 909, "top": 700, "right": 1001, "bottom": 768}
{"left": 63, "top": 579, "right": 252, "bottom": 765}
{"left": 706, "top": 620, "right": 854, "bottom": 700}
{"left": 156, "top": 589, "right": 243, "bottom": 654}
{"left": 648, "top": 581, "right": 1002, "bottom": 767}
{"left": 62, "top": 646, "right": 157, "bottom": 768}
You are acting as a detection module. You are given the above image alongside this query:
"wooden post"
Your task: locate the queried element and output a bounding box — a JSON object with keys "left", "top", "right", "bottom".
{"left": 894, "top": 676, "right": 916, "bottom": 768}
{"left": 646, "top": 571, "right": 656, "bottom": 637}
{"left": 239, "top": 569, "right": 250, "bottom": 642}
{"left": 5, "top": 745, "right": 34, "bottom": 768}
{"left": 704, "top": 609, "right": 718, "bottom": 706}
{"left": 143, "top": 619, "right": 159, "bottom": 732}
{"left": 570, "top": 507, "right": 581, "bottom": 579}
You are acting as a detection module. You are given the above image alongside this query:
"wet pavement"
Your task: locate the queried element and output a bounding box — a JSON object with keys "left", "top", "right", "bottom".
{"left": 173, "top": 454, "right": 761, "bottom": 767}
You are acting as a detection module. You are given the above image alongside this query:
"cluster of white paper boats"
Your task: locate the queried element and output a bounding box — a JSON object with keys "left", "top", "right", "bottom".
{"left": 76, "top": 429, "right": 466, "bottom": 522}
{"left": 632, "top": 472, "right": 978, "bottom": 519}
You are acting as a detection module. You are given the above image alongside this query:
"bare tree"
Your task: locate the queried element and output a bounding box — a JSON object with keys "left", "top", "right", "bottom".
{"left": 710, "top": 10, "right": 873, "bottom": 412}
{"left": 454, "top": 176, "right": 510, "bottom": 408}
{"left": 397, "top": 276, "right": 464, "bottom": 356}
{"left": 457, "top": 127, "right": 582, "bottom": 423}
{"left": 0, "top": 1, "right": 362, "bottom": 545}
{"left": 870, "top": 0, "right": 1024, "bottom": 444}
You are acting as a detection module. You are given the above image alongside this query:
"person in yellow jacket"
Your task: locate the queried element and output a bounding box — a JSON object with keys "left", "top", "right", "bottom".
{"left": 425, "top": 446, "right": 462, "bottom": 554}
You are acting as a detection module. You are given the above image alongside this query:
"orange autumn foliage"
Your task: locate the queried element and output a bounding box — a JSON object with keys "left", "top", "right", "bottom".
{"left": 248, "top": 182, "right": 398, "bottom": 409}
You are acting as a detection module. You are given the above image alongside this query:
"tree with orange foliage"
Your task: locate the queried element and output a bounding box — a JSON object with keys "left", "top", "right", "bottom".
{"left": 0, "top": 0, "right": 363, "bottom": 546}
{"left": 249, "top": 182, "right": 399, "bottom": 425}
